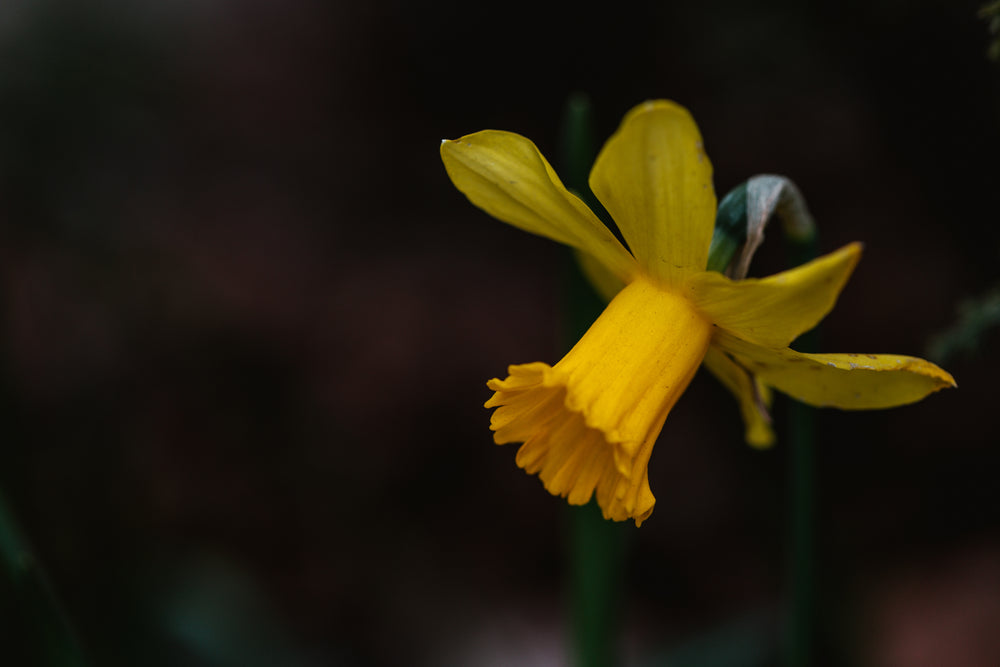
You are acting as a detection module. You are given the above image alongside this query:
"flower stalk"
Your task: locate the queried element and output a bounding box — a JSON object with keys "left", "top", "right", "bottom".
{"left": 785, "top": 226, "right": 819, "bottom": 667}
{"left": 710, "top": 178, "right": 821, "bottom": 665}
{"left": 560, "top": 93, "right": 624, "bottom": 667}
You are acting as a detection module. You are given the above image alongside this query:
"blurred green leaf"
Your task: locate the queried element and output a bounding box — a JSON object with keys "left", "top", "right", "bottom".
{"left": 0, "top": 493, "right": 88, "bottom": 667}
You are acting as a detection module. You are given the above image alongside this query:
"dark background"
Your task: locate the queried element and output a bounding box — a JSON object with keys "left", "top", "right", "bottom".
{"left": 0, "top": 0, "right": 998, "bottom": 665}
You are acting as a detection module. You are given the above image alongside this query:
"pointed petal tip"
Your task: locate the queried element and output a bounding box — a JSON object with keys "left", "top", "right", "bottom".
{"left": 747, "top": 420, "right": 777, "bottom": 449}
{"left": 934, "top": 362, "right": 957, "bottom": 388}
{"left": 621, "top": 100, "right": 700, "bottom": 134}
{"left": 841, "top": 241, "right": 864, "bottom": 270}
{"left": 829, "top": 241, "right": 863, "bottom": 268}
{"left": 715, "top": 330, "right": 959, "bottom": 410}
{"left": 633, "top": 98, "right": 688, "bottom": 115}
{"left": 439, "top": 128, "right": 639, "bottom": 282}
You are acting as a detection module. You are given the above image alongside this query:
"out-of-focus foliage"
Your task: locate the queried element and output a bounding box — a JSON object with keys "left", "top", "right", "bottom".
{"left": 980, "top": 1, "right": 1000, "bottom": 61}
{"left": 929, "top": 289, "right": 1000, "bottom": 363}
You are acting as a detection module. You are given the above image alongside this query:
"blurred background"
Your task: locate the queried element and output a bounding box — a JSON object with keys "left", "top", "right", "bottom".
{"left": 0, "top": 0, "right": 997, "bottom": 665}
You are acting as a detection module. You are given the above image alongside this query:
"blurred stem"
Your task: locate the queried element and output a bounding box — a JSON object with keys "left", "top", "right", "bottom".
{"left": 567, "top": 495, "right": 626, "bottom": 667}
{"left": 785, "top": 232, "right": 819, "bottom": 667}
{"left": 709, "top": 179, "right": 820, "bottom": 665}
{"left": 563, "top": 247, "right": 627, "bottom": 667}
{"left": 560, "top": 93, "right": 625, "bottom": 667}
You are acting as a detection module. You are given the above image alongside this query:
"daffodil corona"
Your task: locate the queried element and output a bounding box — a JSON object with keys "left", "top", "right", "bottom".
{"left": 441, "top": 100, "right": 955, "bottom": 526}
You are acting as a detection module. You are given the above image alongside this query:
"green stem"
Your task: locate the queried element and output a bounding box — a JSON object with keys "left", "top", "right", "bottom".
{"left": 784, "top": 233, "right": 819, "bottom": 667}
{"left": 562, "top": 247, "right": 627, "bottom": 667}
{"left": 568, "top": 499, "right": 626, "bottom": 667}
{"left": 785, "top": 400, "right": 815, "bottom": 667}
{"left": 560, "top": 93, "right": 625, "bottom": 667}
{"left": 709, "top": 178, "right": 820, "bottom": 665}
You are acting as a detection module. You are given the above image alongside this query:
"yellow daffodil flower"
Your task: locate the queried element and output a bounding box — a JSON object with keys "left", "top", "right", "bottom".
{"left": 440, "top": 100, "right": 955, "bottom": 526}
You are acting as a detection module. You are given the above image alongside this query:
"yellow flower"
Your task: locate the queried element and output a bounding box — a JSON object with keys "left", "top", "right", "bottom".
{"left": 440, "top": 100, "right": 955, "bottom": 526}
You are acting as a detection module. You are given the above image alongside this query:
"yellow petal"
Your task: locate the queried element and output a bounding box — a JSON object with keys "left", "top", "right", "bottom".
{"left": 485, "top": 277, "right": 714, "bottom": 525}
{"left": 574, "top": 248, "right": 626, "bottom": 303}
{"left": 714, "top": 330, "right": 957, "bottom": 409}
{"left": 589, "top": 100, "right": 716, "bottom": 287}
{"left": 702, "top": 345, "right": 775, "bottom": 448}
{"left": 687, "top": 243, "right": 863, "bottom": 348}
{"left": 441, "top": 131, "right": 637, "bottom": 284}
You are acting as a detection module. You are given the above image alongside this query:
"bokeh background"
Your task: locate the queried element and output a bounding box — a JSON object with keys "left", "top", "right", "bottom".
{"left": 0, "top": 0, "right": 998, "bottom": 665}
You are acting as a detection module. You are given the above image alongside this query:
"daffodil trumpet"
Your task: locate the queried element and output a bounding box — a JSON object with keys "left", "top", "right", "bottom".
{"left": 441, "top": 100, "right": 955, "bottom": 526}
